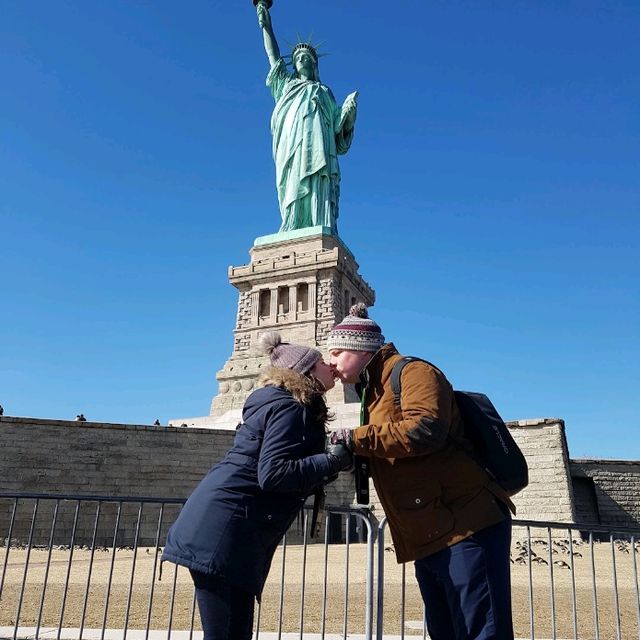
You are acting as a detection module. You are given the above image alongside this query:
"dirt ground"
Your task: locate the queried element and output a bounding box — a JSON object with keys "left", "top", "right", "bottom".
{"left": 1, "top": 538, "right": 638, "bottom": 639}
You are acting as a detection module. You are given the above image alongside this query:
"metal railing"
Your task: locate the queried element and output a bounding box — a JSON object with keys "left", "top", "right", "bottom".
{"left": 376, "top": 516, "right": 640, "bottom": 640}
{"left": 2, "top": 492, "right": 640, "bottom": 640}
{"left": 0, "top": 492, "right": 375, "bottom": 640}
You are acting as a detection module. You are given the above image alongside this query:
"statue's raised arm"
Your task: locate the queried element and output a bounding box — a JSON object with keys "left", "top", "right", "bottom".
{"left": 255, "top": 1, "right": 280, "bottom": 67}
{"left": 253, "top": 0, "right": 357, "bottom": 237}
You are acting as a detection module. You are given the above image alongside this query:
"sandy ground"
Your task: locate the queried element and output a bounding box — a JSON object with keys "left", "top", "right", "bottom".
{"left": 1, "top": 538, "right": 639, "bottom": 639}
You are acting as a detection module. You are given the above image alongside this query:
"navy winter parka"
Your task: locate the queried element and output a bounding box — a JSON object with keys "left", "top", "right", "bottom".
{"left": 161, "top": 368, "right": 336, "bottom": 597}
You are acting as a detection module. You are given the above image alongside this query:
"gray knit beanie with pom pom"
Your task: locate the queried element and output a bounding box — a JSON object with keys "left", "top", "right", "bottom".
{"left": 326, "top": 303, "right": 385, "bottom": 352}
{"left": 258, "top": 331, "right": 323, "bottom": 375}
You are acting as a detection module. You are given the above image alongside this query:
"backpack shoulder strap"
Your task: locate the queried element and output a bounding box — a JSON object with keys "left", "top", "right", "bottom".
{"left": 390, "top": 356, "right": 425, "bottom": 409}
{"left": 390, "top": 356, "right": 448, "bottom": 409}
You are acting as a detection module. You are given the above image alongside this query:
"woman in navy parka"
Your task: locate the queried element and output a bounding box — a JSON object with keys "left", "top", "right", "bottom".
{"left": 162, "top": 331, "right": 353, "bottom": 640}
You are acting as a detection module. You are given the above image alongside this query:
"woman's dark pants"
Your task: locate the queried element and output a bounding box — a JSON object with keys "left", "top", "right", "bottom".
{"left": 414, "top": 516, "right": 514, "bottom": 640}
{"left": 190, "top": 570, "right": 255, "bottom": 640}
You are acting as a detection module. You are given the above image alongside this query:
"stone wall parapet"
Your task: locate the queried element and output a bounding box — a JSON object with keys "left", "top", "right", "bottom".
{"left": 0, "top": 415, "right": 220, "bottom": 436}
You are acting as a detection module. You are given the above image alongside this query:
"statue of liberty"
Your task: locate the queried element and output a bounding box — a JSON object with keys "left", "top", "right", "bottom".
{"left": 255, "top": 0, "right": 358, "bottom": 235}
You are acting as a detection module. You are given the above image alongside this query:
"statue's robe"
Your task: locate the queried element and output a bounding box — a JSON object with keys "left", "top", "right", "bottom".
{"left": 267, "top": 58, "right": 354, "bottom": 233}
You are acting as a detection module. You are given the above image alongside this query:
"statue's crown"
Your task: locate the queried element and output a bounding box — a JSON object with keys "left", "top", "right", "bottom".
{"left": 291, "top": 42, "right": 318, "bottom": 61}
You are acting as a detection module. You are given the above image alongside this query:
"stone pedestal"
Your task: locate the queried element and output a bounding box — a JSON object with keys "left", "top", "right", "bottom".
{"left": 210, "top": 231, "right": 374, "bottom": 415}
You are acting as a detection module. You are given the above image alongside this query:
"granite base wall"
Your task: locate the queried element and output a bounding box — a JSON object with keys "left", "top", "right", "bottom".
{"left": 3, "top": 415, "right": 638, "bottom": 548}
{"left": 571, "top": 459, "right": 640, "bottom": 531}
{"left": 0, "top": 416, "right": 235, "bottom": 547}
{"left": 507, "top": 419, "right": 576, "bottom": 523}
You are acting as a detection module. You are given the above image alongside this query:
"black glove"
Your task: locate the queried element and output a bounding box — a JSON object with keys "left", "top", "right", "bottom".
{"left": 326, "top": 443, "right": 354, "bottom": 473}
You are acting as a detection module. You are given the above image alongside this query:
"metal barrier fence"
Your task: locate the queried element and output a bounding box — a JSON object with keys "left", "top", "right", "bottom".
{"left": 376, "top": 517, "right": 640, "bottom": 640}
{"left": 0, "top": 493, "right": 375, "bottom": 640}
{"left": 1, "top": 492, "right": 640, "bottom": 640}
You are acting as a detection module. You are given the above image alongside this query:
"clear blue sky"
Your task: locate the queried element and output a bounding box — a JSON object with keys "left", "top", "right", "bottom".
{"left": 1, "top": 1, "right": 638, "bottom": 459}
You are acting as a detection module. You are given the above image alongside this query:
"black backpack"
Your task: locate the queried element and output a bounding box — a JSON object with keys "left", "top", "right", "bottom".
{"left": 390, "top": 357, "right": 529, "bottom": 496}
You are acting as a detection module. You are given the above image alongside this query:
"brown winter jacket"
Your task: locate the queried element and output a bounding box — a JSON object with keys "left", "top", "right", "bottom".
{"left": 351, "top": 343, "right": 513, "bottom": 564}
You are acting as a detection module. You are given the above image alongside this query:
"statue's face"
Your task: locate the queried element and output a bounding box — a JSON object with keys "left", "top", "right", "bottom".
{"left": 294, "top": 50, "right": 317, "bottom": 76}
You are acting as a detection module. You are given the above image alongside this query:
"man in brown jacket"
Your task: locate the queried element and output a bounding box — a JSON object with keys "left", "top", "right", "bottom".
{"left": 327, "top": 303, "right": 514, "bottom": 640}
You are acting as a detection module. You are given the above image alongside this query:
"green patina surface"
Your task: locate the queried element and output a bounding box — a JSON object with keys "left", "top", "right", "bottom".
{"left": 255, "top": 0, "right": 358, "bottom": 238}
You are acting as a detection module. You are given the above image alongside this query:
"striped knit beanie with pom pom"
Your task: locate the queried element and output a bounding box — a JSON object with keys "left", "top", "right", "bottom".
{"left": 258, "top": 331, "right": 323, "bottom": 374}
{"left": 326, "top": 303, "right": 385, "bottom": 352}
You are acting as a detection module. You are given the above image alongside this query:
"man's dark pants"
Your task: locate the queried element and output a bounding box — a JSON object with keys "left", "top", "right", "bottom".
{"left": 414, "top": 516, "right": 514, "bottom": 640}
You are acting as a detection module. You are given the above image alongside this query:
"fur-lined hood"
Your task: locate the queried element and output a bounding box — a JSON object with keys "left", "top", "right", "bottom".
{"left": 258, "top": 367, "right": 321, "bottom": 406}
